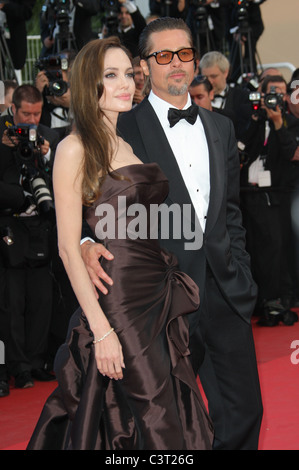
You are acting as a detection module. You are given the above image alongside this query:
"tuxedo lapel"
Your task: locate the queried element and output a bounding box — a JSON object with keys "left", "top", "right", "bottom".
{"left": 134, "top": 99, "right": 195, "bottom": 216}
{"left": 132, "top": 99, "right": 225, "bottom": 234}
{"left": 197, "top": 107, "right": 225, "bottom": 237}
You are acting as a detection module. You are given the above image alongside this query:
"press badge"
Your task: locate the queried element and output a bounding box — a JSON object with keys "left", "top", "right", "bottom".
{"left": 257, "top": 170, "right": 271, "bottom": 187}
{"left": 248, "top": 156, "right": 271, "bottom": 188}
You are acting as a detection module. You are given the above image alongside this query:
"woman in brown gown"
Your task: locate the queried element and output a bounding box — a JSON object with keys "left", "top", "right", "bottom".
{"left": 27, "top": 37, "right": 213, "bottom": 450}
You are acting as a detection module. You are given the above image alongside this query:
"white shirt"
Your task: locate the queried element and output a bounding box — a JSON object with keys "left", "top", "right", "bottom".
{"left": 212, "top": 85, "right": 229, "bottom": 110}
{"left": 148, "top": 91, "right": 210, "bottom": 231}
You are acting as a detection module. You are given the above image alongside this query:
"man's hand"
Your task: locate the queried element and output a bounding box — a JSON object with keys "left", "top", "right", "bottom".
{"left": 264, "top": 104, "right": 283, "bottom": 130}
{"left": 39, "top": 138, "right": 51, "bottom": 156}
{"left": 292, "top": 146, "right": 299, "bottom": 161}
{"left": 35, "top": 70, "right": 49, "bottom": 94}
{"left": 133, "top": 88, "right": 144, "bottom": 105}
{"left": 43, "top": 35, "right": 55, "bottom": 50}
{"left": 47, "top": 88, "right": 71, "bottom": 109}
{"left": 2, "top": 129, "right": 18, "bottom": 148}
{"left": 80, "top": 240, "right": 114, "bottom": 297}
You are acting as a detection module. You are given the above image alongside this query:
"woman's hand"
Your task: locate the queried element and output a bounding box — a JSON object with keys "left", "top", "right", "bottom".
{"left": 94, "top": 330, "right": 125, "bottom": 380}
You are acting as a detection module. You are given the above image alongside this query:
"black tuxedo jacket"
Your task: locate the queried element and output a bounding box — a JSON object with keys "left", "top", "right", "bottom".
{"left": 117, "top": 98, "right": 257, "bottom": 329}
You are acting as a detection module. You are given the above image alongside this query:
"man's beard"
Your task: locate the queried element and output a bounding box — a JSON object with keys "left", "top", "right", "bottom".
{"left": 168, "top": 82, "right": 189, "bottom": 96}
{"left": 167, "top": 70, "right": 189, "bottom": 96}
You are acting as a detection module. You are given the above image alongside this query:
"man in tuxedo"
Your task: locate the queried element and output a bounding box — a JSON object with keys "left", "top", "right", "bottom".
{"left": 81, "top": 17, "right": 263, "bottom": 449}
{"left": 200, "top": 50, "right": 252, "bottom": 140}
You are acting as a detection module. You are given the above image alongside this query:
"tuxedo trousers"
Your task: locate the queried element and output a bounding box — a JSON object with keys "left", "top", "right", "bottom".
{"left": 191, "top": 267, "right": 263, "bottom": 450}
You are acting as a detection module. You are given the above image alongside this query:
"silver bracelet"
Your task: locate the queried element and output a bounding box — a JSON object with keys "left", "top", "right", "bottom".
{"left": 93, "top": 327, "right": 114, "bottom": 344}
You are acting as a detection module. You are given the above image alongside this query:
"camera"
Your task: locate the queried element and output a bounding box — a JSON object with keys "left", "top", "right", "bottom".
{"left": 7, "top": 124, "right": 45, "bottom": 161}
{"left": 36, "top": 54, "right": 69, "bottom": 97}
{"left": 236, "top": 0, "right": 249, "bottom": 23}
{"left": 6, "top": 124, "right": 54, "bottom": 213}
{"left": 101, "top": 0, "right": 120, "bottom": 36}
{"left": 6, "top": 124, "right": 54, "bottom": 214}
{"left": 190, "top": 0, "right": 208, "bottom": 21}
{"left": 43, "top": 69, "right": 68, "bottom": 97}
{"left": 42, "top": 0, "right": 71, "bottom": 27}
{"left": 264, "top": 86, "right": 284, "bottom": 110}
{"left": 249, "top": 86, "right": 284, "bottom": 112}
{"left": 30, "top": 176, "right": 54, "bottom": 213}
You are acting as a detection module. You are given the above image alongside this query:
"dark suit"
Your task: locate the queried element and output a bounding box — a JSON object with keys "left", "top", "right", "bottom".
{"left": 213, "top": 84, "right": 252, "bottom": 140}
{"left": 240, "top": 114, "right": 299, "bottom": 309}
{"left": 0, "top": 114, "right": 59, "bottom": 378}
{"left": 1, "top": 0, "right": 35, "bottom": 70}
{"left": 117, "top": 96, "right": 263, "bottom": 449}
{"left": 40, "top": 0, "right": 99, "bottom": 55}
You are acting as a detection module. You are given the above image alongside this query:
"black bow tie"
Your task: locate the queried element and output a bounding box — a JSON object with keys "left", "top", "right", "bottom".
{"left": 168, "top": 105, "right": 198, "bottom": 128}
{"left": 213, "top": 94, "right": 225, "bottom": 99}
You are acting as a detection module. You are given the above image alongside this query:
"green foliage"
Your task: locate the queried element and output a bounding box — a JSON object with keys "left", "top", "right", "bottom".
{"left": 27, "top": 0, "right": 44, "bottom": 35}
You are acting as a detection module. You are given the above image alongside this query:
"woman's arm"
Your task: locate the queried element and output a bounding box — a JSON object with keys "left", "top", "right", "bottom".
{"left": 53, "top": 135, "right": 124, "bottom": 380}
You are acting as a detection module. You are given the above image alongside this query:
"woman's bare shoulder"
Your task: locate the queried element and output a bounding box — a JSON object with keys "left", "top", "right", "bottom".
{"left": 55, "top": 133, "right": 84, "bottom": 166}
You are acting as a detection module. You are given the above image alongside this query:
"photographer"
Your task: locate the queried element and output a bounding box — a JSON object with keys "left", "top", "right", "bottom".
{"left": 186, "top": 0, "right": 230, "bottom": 56}
{"left": 0, "top": 85, "right": 59, "bottom": 389}
{"left": 40, "top": 0, "right": 99, "bottom": 56}
{"left": 239, "top": 75, "right": 299, "bottom": 325}
{"left": 228, "top": 0, "right": 266, "bottom": 80}
{"left": 102, "top": 0, "right": 146, "bottom": 58}
{"left": 35, "top": 50, "right": 76, "bottom": 137}
{"left": 150, "top": 0, "right": 187, "bottom": 20}
{"left": 199, "top": 50, "right": 252, "bottom": 139}
{"left": 0, "top": 0, "right": 35, "bottom": 72}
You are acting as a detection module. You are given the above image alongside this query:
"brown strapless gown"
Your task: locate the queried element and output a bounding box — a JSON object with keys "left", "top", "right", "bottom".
{"left": 27, "top": 163, "right": 213, "bottom": 450}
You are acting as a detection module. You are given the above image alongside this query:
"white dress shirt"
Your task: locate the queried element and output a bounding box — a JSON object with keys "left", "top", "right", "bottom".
{"left": 148, "top": 91, "right": 210, "bottom": 231}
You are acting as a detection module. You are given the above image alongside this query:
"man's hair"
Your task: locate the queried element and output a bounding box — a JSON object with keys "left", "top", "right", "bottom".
{"left": 190, "top": 75, "right": 213, "bottom": 93}
{"left": 261, "top": 75, "right": 287, "bottom": 94}
{"left": 138, "top": 17, "right": 193, "bottom": 59}
{"left": 12, "top": 84, "right": 43, "bottom": 109}
{"left": 199, "top": 51, "right": 230, "bottom": 73}
{"left": 4, "top": 80, "right": 18, "bottom": 96}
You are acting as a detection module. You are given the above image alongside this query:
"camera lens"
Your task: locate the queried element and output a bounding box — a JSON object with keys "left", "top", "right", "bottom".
{"left": 264, "top": 95, "right": 278, "bottom": 109}
{"left": 31, "top": 177, "right": 54, "bottom": 212}
{"left": 48, "top": 79, "right": 68, "bottom": 97}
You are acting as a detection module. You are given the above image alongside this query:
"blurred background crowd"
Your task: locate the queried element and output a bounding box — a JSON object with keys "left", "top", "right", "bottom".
{"left": 0, "top": 0, "right": 298, "bottom": 397}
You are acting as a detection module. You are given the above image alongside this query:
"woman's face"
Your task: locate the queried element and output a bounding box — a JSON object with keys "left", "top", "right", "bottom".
{"left": 99, "top": 47, "right": 135, "bottom": 116}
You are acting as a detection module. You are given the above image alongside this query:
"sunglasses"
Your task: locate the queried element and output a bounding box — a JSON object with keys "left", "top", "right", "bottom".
{"left": 145, "top": 48, "right": 196, "bottom": 65}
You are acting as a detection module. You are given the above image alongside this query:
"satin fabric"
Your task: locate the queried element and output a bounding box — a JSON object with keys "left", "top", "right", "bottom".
{"left": 27, "top": 163, "right": 213, "bottom": 450}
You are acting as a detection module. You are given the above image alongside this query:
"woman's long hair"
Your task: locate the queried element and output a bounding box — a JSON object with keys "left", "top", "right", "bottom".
{"left": 70, "top": 37, "right": 131, "bottom": 206}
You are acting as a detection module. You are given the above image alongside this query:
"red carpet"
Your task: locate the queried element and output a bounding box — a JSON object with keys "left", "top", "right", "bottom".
{"left": 252, "top": 314, "right": 299, "bottom": 450}
{"left": 1, "top": 313, "right": 299, "bottom": 450}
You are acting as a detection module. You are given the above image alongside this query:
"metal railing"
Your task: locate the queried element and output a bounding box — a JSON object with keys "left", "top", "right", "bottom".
{"left": 22, "top": 35, "right": 42, "bottom": 84}
{"left": 257, "top": 62, "right": 296, "bottom": 75}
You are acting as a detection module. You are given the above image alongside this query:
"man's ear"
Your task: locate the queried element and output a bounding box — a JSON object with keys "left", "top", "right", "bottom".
{"left": 140, "top": 59, "right": 150, "bottom": 77}
{"left": 11, "top": 103, "right": 16, "bottom": 115}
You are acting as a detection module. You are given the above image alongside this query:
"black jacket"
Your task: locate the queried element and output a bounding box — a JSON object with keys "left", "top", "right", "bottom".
{"left": 240, "top": 112, "right": 299, "bottom": 190}
{"left": 40, "top": 0, "right": 99, "bottom": 55}
{"left": 0, "top": 114, "right": 59, "bottom": 212}
{"left": 2, "top": 0, "right": 35, "bottom": 69}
